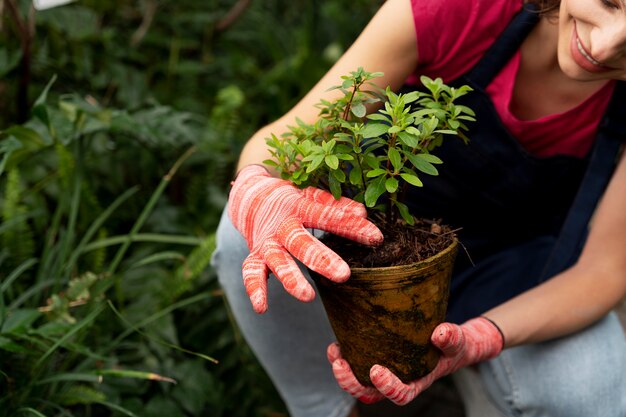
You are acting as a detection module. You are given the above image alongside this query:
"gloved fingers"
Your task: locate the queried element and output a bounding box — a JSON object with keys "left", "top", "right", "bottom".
{"left": 431, "top": 322, "right": 465, "bottom": 357}
{"left": 370, "top": 365, "right": 429, "bottom": 406}
{"left": 326, "top": 342, "right": 342, "bottom": 363}
{"left": 279, "top": 219, "right": 351, "bottom": 283}
{"left": 302, "top": 187, "right": 367, "bottom": 217}
{"left": 242, "top": 252, "right": 270, "bottom": 314}
{"left": 331, "top": 357, "right": 384, "bottom": 404}
{"left": 262, "top": 240, "right": 317, "bottom": 303}
{"left": 301, "top": 202, "right": 383, "bottom": 246}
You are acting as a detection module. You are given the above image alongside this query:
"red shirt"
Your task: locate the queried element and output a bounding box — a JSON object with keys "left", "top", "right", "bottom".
{"left": 408, "top": 0, "right": 614, "bottom": 157}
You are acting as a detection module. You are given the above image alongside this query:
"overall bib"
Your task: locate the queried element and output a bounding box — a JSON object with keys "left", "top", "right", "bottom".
{"left": 401, "top": 6, "right": 626, "bottom": 323}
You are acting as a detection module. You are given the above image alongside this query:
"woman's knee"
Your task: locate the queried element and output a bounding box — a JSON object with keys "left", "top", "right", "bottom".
{"left": 479, "top": 313, "right": 626, "bottom": 417}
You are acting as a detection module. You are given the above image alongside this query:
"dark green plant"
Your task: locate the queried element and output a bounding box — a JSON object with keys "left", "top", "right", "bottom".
{"left": 0, "top": 80, "right": 286, "bottom": 417}
{"left": 265, "top": 68, "right": 475, "bottom": 225}
{"left": 1, "top": 1, "right": 386, "bottom": 415}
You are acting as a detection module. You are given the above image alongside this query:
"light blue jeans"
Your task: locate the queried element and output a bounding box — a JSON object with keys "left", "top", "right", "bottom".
{"left": 212, "top": 209, "right": 626, "bottom": 417}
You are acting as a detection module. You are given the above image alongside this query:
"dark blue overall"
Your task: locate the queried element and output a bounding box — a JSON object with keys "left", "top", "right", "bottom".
{"left": 402, "top": 6, "right": 626, "bottom": 323}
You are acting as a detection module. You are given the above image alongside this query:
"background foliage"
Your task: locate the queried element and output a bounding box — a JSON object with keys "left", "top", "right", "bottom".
{"left": 0, "top": 0, "right": 381, "bottom": 415}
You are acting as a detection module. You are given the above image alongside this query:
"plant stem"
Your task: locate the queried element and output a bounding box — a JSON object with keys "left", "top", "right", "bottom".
{"left": 342, "top": 80, "right": 362, "bottom": 121}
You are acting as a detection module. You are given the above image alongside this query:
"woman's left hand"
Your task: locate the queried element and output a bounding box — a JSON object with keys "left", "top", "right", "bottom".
{"left": 327, "top": 317, "right": 505, "bottom": 405}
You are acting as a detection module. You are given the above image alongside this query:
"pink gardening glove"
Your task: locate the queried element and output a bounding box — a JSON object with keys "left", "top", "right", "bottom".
{"left": 228, "top": 165, "right": 383, "bottom": 314}
{"left": 327, "top": 317, "right": 505, "bottom": 405}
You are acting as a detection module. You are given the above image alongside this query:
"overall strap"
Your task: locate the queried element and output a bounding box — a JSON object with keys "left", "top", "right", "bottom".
{"left": 465, "top": 4, "right": 539, "bottom": 89}
{"left": 541, "top": 81, "right": 626, "bottom": 279}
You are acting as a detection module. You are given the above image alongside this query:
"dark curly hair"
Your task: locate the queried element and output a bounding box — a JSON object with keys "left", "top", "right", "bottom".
{"left": 526, "top": 0, "right": 560, "bottom": 13}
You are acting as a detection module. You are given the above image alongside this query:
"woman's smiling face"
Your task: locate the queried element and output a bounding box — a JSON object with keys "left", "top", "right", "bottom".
{"left": 558, "top": 0, "right": 626, "bottom": 80}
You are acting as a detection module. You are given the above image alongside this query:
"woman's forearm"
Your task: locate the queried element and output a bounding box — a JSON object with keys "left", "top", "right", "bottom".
{"left": 484, "top": 261, "right": 626, "bottom": 347}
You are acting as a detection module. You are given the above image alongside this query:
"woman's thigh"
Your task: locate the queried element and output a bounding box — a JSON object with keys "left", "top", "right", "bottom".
{"left": 478, "top": 312, "right": 626, "bottom": 417}
{"left": 211, "top": 208, "right": 355, "bottom": 417}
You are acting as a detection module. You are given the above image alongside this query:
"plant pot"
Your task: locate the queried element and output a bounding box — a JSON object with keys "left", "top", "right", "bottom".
{"left": 312, "top": 238, "right": 458, "bottom": 386}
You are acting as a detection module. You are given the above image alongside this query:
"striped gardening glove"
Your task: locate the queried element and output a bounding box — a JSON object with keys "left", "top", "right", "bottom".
{"left": 228, "top": 165, "right": 383, "bottom": 314}
{"left": 327, "top": 317, "right": 505, "bottom": 405}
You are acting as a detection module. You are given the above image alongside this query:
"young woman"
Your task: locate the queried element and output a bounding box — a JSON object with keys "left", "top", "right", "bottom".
{"left": 212, "top": 0, "right": 626, "bottom": 416}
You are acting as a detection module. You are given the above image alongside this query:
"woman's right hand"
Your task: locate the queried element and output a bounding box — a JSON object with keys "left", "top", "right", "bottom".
{"left": 228, "top": 165, "right": 383, "bottom": 314}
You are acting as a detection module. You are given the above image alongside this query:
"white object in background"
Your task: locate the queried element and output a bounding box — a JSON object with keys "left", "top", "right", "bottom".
{"left": 33, "top": 0, "right": 75, "bottom": 10}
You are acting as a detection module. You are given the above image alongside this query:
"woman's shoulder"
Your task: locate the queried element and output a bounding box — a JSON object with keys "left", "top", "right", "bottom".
{"left": 410, "top": 0, "right": 524, "bottom": 82}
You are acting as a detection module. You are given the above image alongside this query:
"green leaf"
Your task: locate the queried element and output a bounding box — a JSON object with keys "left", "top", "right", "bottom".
{"left": 395, "top": 201, "right": 415, "bottom": 225}
{"left": 305, "top": 154, "right": 324, "bottom": 173}
{"left": 361, "top": 123, "right": 388, "bottom": 138}
{"left": 1, "top": 309, "right": 41, "bottom": 334}
{"left": 331, "top": 168, "right": 346, "bottom": 182}
{"left": 403, "top": 91, "right": 421, "bottom": 104}
{"left": 405, "top": 153, "right": 439, "bottom": 176}
{"left": 362, "top": 153, "right": 380, "bottom": 170}
{"left": 351, "top": 102, "right": 366, "bottom": 118}
{"left": 364, "top": 176, "right": 386, "bottom": 207}
{"left": 329, "top": 172, "right": 342, "bottom": 199}
{"left": 397, "top": 132, "right": 418, "bottom": 148}
{"left": 385, "top": 177, "right": 399, "bottom": 193}
{"left": 366, "top": 113, "right": 390, "bottom": 122}
{"left": 388, "top": 148, "right": 402, "bottom": 172}
{"left": 349, "top": 165, "right": 363, "bottom": 185}
{"left": 325, "top": 154, "right": 339, "bottom": 170}
{"left": 417, "top": 153, "right": 443, "bottom": 164}
{"left": 405, "top": 126, "right": 421, "bottom": 136}
{"left": 365, "top": 168, "right": 386, "bottom": 178}
{"left": 400, "top": 173, "right": 423, "bottom": 187}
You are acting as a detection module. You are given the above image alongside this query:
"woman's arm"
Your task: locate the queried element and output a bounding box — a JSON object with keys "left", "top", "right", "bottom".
{"left": 237, "top": 0, "right": 418, "bottom": 171}
{"left": 485, "top": 148, "right": 626, "bottom": 347}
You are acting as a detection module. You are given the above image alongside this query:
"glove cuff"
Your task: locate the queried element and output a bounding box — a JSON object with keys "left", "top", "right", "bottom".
{"left": 480, "top": 316, "right": 506, "bottom": 349}
{"left": 461, "top": 317, "right": 505, "bottom": 361}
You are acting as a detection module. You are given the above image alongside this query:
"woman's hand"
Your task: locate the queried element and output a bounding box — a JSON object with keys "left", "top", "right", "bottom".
{"left": 228, "top": 165, "right": 383, "bottom": 314}
{"left": 327, "top": 317, "right": 505, "bottom": 405}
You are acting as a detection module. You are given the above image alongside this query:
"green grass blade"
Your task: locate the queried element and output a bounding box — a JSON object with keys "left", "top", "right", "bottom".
{"left": 1, "top": 258, "right": 38, "bottom": 329}
{"left": 106, "top": 299, "right": 217, "bottom": 363}
{"left": 57, "top": 151, "right": 83, "bottom": 284}
{"left": 9, "top": 279, "right": 55, "bottom": 309}
{"left": 97, "top": 369, "right": 176, "bottom": 384}
{"left": 17, "top": 408, "right": 48, "bottom": 417}
{"left": 82, "top": 234, "right": 203, "bottom": 253}
{"left": 0, "top": 258, "right": 38, "bottom": 294}
{"left": 64, "top": 186, "right": 139, "bottom": 277}
{"left": 36, "top": 373, "right": 102, "bottom": 385}
{"left": 128, "top": 251, "right": 185, "bottom": 270}
{"left": 35, "top": 197, "right": 65, "bottom": 301}
{"left": 106, "top": 291, "right": 211, "bottom": 349}
{"left": 35, "top": 303, "right": 105, "bottom": 368}
{"left": 107, "top": 146, "right": 196, "bottom": 276}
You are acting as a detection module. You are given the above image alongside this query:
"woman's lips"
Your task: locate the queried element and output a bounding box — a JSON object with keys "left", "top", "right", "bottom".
{"left": 570, "top": 23, "right": 614, "bottom": 74}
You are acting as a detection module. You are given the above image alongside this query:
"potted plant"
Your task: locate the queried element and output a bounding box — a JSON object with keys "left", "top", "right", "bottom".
{"left": 263, "top": 68, "right": 475, "bottom": 386}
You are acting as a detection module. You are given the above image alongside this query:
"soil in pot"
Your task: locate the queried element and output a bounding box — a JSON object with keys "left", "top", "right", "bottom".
{"left": 313, "top": 217, "right": 458, "bottom": 386}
